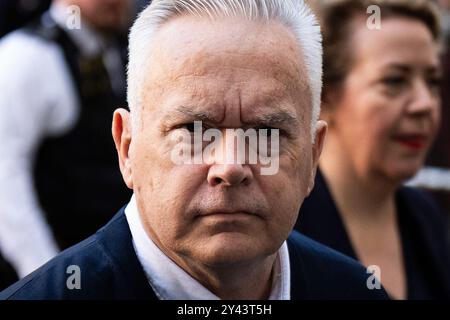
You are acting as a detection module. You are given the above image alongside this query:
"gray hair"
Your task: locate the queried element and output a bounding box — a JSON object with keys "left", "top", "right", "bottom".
{"left": 127, "top": 0, "right": 323, "bottom": 137}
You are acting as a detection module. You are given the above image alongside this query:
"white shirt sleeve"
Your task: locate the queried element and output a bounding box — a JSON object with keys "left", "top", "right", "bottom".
{"left": 0, "top": 31, "right": 79, "bottom": 277}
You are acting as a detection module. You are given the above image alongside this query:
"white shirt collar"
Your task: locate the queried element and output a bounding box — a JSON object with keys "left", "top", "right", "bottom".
{"left": 125, "top": 194, "right": 291, "bottom": 300}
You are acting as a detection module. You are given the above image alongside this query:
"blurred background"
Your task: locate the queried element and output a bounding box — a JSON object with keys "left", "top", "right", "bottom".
{"left": 0, "top": 0, "right": 448, "bottom": 298}
{"left": 0, "top": 0, "right": 152, "bottom": 291}
{"left": 408, "top": 0, "right": 450, "bottom": 229}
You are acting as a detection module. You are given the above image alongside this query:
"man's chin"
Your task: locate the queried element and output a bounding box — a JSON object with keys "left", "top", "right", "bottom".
{"left": 194, "top": 233, "right": 271, "bottom": 267}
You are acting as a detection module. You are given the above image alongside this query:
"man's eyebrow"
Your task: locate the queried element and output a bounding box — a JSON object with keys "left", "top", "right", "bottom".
{"left": 171, "top": 105, "right": 298, "bottom": 127}
{"left": 248, "top": 111, "right": 299, "bottom": 127}
{"left": 173, "top": 105, "right": 220, "bottom": 122}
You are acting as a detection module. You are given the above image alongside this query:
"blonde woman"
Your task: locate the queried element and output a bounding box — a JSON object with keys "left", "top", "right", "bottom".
{"left": 297, "top": 0, "right": 450, "bottom": 299}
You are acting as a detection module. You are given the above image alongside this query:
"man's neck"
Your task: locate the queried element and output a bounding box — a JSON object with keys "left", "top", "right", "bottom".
{"left": 177, "top": 253, "right": 277, "bottom": 300}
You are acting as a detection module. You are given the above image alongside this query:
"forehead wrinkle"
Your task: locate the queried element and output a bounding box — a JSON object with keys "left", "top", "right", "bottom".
{"left": 151, "top": 23, "right": 307, "bottom": 95}
{"left": 170, "top": 51, "right": 306, "bottom": 93}
{"left": 160, "top": 70, "right": 296, "bottom": 111}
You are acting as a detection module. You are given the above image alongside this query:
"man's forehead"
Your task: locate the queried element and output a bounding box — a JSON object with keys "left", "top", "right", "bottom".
{"left": 140, "top": 15, "right": 312, "bottom": 124}
{"left": 147, "top": 15, "right": 309, "bottom": 88}
{"left": 142, "top": 66, "right": 310, "bottom": 128}
{"left": 150, "top": 84, "right": 315, "bottom": 141}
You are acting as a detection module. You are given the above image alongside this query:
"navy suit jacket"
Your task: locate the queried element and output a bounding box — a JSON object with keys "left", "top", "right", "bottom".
{"left": 0, "top": 208, "right": 388, "bottom": 300}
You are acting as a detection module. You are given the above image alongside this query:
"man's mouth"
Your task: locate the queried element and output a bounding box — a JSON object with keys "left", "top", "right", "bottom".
{"left": 197, "top": 209, "right": 262, "bottom": 220}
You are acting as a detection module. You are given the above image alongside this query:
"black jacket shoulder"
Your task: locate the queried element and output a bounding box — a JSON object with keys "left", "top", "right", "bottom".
{"left": 288, "top": 231, "right": 388, "bottom": 300}
{"left": 0, "top": 212, "right": 155, "bottom": 300}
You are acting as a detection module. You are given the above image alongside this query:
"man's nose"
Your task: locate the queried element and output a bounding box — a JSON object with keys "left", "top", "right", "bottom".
{"left": 207, "top": 164, "right": 253, "bottom": 187}
{"left": 203, "top": 128, "right": 255, "bottom": 187}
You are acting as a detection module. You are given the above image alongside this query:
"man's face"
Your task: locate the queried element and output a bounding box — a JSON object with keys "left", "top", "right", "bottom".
{"left": 115, "top": 16, "right": 326, "bottom": 269}
{"left": 69, "top": 0, "right": 133, "bottom": 32}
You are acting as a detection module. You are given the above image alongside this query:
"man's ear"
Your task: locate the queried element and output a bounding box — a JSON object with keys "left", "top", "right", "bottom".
{"left": 307, "top": 120, "right": 327, "bottom": 195}
{"left": 112, "top": 108, "right": 133, "bottom": 189}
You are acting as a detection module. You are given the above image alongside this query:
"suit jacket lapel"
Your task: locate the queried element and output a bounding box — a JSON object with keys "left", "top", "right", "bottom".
{"left": 287, "top": 236, "right": 309, "bottom": 300}
{"left": 96, "top": 208, "right": 158, "bottom": 300}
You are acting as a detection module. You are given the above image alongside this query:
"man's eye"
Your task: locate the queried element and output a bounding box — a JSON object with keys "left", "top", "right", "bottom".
{"left": 180, "top": 122, "right": 208, "bottom": 133}
{"left": 255, "top": 127, "right": 280, "bottom": 137}
{"left": 182, "top": 123, "right": 196, "bottom": 133}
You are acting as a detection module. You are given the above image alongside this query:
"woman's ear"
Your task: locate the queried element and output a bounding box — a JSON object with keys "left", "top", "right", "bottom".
{"left": 321, "top": 86, "right": 345, "bottom": 127}
{"left": 112, "top": 108, "right": 133, "bottom": 189}
{"left": 320, "top": 97, "right": 335, "bottom": 127}
{"left": 307, "top": 120, "right": 327, "bottom": 195}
